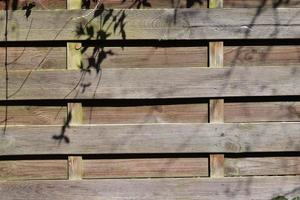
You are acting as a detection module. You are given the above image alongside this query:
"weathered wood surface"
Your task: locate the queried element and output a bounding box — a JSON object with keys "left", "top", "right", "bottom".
{"left": 0, "top": 0, "right": 66, "bottom": 10}
{"left": 1, "top": 66, "right": 300, "bottom": 100}
{"left": 0, "top": 47, "right": 207, "bottom": 70}
{"left": 224, "top": 46, "right": 300, "bottom": 67}
{"left": 84, "top": 158, "right": 208, "bottom": 178}
{"left": 0, "top": 160, "right": 67, "bottom": 180}
{"left": 0, "top": 0, "right": 207, "bottom": 10}
{"left": 224, "top": 0, "right": 300, "bottom": 8}
{"left": 0, "top": 106, "right": 66, "bottom": 125}
{"left": 1, "top": 176, "right": 300, "bottom": 199}
{"left": 1, "top": 9, "right": 300, "bottom": 41}
{"left": 0, "top": 47, "right": 66, "bottom": 70}
{"left": 225, "top": 102, "right": 300, "bottom": 122}
{"left": 83, "top": 103, "right": 208, "bottom": 124}
{"left": 225, "top": 157, "right": 300, "bottom": 176}
{"left": 1, "top": 122, "right": 300, "bottom": 155}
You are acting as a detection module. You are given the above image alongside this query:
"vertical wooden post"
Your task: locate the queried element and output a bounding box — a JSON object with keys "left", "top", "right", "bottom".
{"left": 67, "top": 0, "right": 83, "bottom": 180}
{"left": 208, "top": 0, "right": 224, "bottom": 178}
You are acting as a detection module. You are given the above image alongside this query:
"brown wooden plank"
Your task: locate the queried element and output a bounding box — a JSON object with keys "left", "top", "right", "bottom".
{"left": 1, "top": 176, "right": 300, "bottom": 199}
{"left": 1, "top": 8, "right": 300, "bottom": 41}
{"left": 0, "top": 47, "right": 66, "bottom": 70}
{"left": 83, "top": 104, "right": 208, "bottom": 124}
{"left": 1, "top": 66, "right": 300, "bottom": 100}
{"left": 68, "top": 156, "right": 83, "bottom": 180}
{"left": 81, "top": 46, "right": 208, "bottom": 68}
{"left": 84, "top": 158, "right": 208, "bottom": 178}
{"left": 0, "top": 47, "right": 207, "bottom": 70}
{"left": 224, "top": 46, "right": 300, "bottom": 67}
{"left": 224, "top": 0, "right": 300, "bottom": 8}
{"left": 0, "top": 106, "right": 66, "bottom": 125}
{"left": 1, "top": 122, "right": 300, "bottom": 155}
{"left": 225, "top": 157, "right": 300, "bottom": 176}
{"left": 0, "top": 160, "right": 67, "bottom": 180}
{"left": 225, "top": 102, "right": 300, "bottom": 123}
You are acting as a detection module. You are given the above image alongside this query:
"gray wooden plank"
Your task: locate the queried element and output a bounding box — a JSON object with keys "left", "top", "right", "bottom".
{"left": 1, "top": 8, "right": 300, "bottom": 41}
{"left": 225, "top": 157, "right": 300, "bottom": 176}
{"left": 0, "top": 176, "right": 300, "bottom": 200}
{"left": 0, "top": 66, "right": 300, "bottom": 100}
{"left": 1, "top": 122, "right": 300, "bottom": 155}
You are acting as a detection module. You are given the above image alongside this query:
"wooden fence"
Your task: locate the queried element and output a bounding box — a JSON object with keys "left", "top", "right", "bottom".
{"left": 1, "top": 0, "right": 300, "bottom": 199}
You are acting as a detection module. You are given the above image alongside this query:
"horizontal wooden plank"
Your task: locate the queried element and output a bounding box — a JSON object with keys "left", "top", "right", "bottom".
{"left": 0, "top": 0, "right": 66, "bottom": 10}
{"left": 1, "top": 8, "right": 300, "bottom": 41}
{"left": 1, "top": 66, "right": 300, "bottom": 100}
{"left": 0, "top": 106, "right": 66, "bottom": 125}
{"left": 225, "top": 157, "right": 300, "bottom": 176}
{"left": 1, "top": 176, "right": 300, "bottom": 199}
{"left": 84, "top": 158, "right": 208, "bottom": 178}
{"left": 224, "top": 46, "right": 300, "bottom": 67}
{"left": 83, "top": 103, "right": 208, "bottom": 124}
{"left": 0, "top": 47, "right": 66, "bottom": 70}
{"left": 224, "top": 0, "right": 300, "bottom": 8}
{"left": 1, "top": 122, "right": 300, "bottom": 155}
{"left": 0, "top": 46, "right": 207, "bottom": 70}
{"left": 0, "top": 0, "right": 207, "bottom": 10}
{"left": 81, "top": 46, "right": 208, "bottom": 69}
{"left": 225, "top": 102, "right": 300, "bottom": 122}
{"left": 0, "top": 160, "right": 67, "bottom": 180}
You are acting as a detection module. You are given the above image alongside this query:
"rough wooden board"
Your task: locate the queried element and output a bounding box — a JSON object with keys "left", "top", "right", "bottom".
{"left": 224, "top": 0, "right": 300, "bottom": 8}
{"left": 1, "top": 176, "right": 300, "bottom": 200}
{"left": 83, "top": 104, "right": 208, "bottom": 124}
{"left": 84, "top": 158, "right": 208, "bottom": 178}
{"left": 1, "top": 8, "right": 300, "bottom": 41}
{"left": 0, "top": 0, "right": 207, "bottom": 10}
{"left": 1, "top": 122, "right": 300, "bottom": 155}
{"left": 225, "top": 157, "right": 300, "bottom": 176}
{"left": 0, "top": 0, "right": 67, "bottom": 10}
{"left": 225, "top": 102, "right": 300, "bottom": 122}
{"left": 1, "top": 66, "right": 300, "bottom": 100}
{"left": 0, "top": 47, "right": 67, "bottom": 70}
{"left": 0, "top": 106, "right": 66, "bottom": 125}
{"left": 68, "top": 156, "right": 83, "bottom": 180}
{"left": 81, "top": 46, "right": 208, "bottom": 68}
{"left": 224, "top": 46, "right": 300, "bottom": 67}
{"left": 0, "top": 46, "right": 207, "bottom": 70}
{"left": 0, "top": 160, "right": 67, "bottom": 180}
{"left": 210, "top": 154, "right": 224, "bottom": 177}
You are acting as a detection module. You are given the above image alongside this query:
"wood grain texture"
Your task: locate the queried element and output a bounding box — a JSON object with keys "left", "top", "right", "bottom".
{"left": 68, "top": 156, "right": 83, "bottom": 180}
{"left": 0, "top": 106, "right": 66, "bottom": 125}
{"left": 225, "top": 157, "right": 300, "bottom": 176}
{"left": 1, "top": 122, "right": 300, "bottom": 155}
{"left": 210, "top": 154, "right": 224, "bottom": 177}
{"left": 1, "top": 66, "right": 300, "bottom": 100}
{"left": 0, "top": 47, "right": 66, "bottom": 70}
{"left": 0, "top": 0, "right": 207, "bottom": 10}
{"left": 224, "top": 46, "right": 300, "bottom": 67}
{"left": 0, "top": 47, "right": 207, "bottom": 70}
{"left": 81, "top": 46, "right": 208, "bottom": 68}
{"left": 225, "top": 102, "right": 300, "bottom": 122}
{"left": 0, "top": 0, "right": 66, "bottom": 10}
{"left": 224, "top": 0, "right": 300, "bottom": 8}
{"left": 1, "top": 8, "right": 300, "bottom": 41}
{"left": 84, "top": 158, "right": 208, "bottom": 178}
{"left": 1, "top": 176, "right": 300, "bottom": 199}
{"left": 0, "top": 160, "right": 67, "bottom": 180}
{"left": 83, "top": 104, "right": 208, "bottom": 124}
